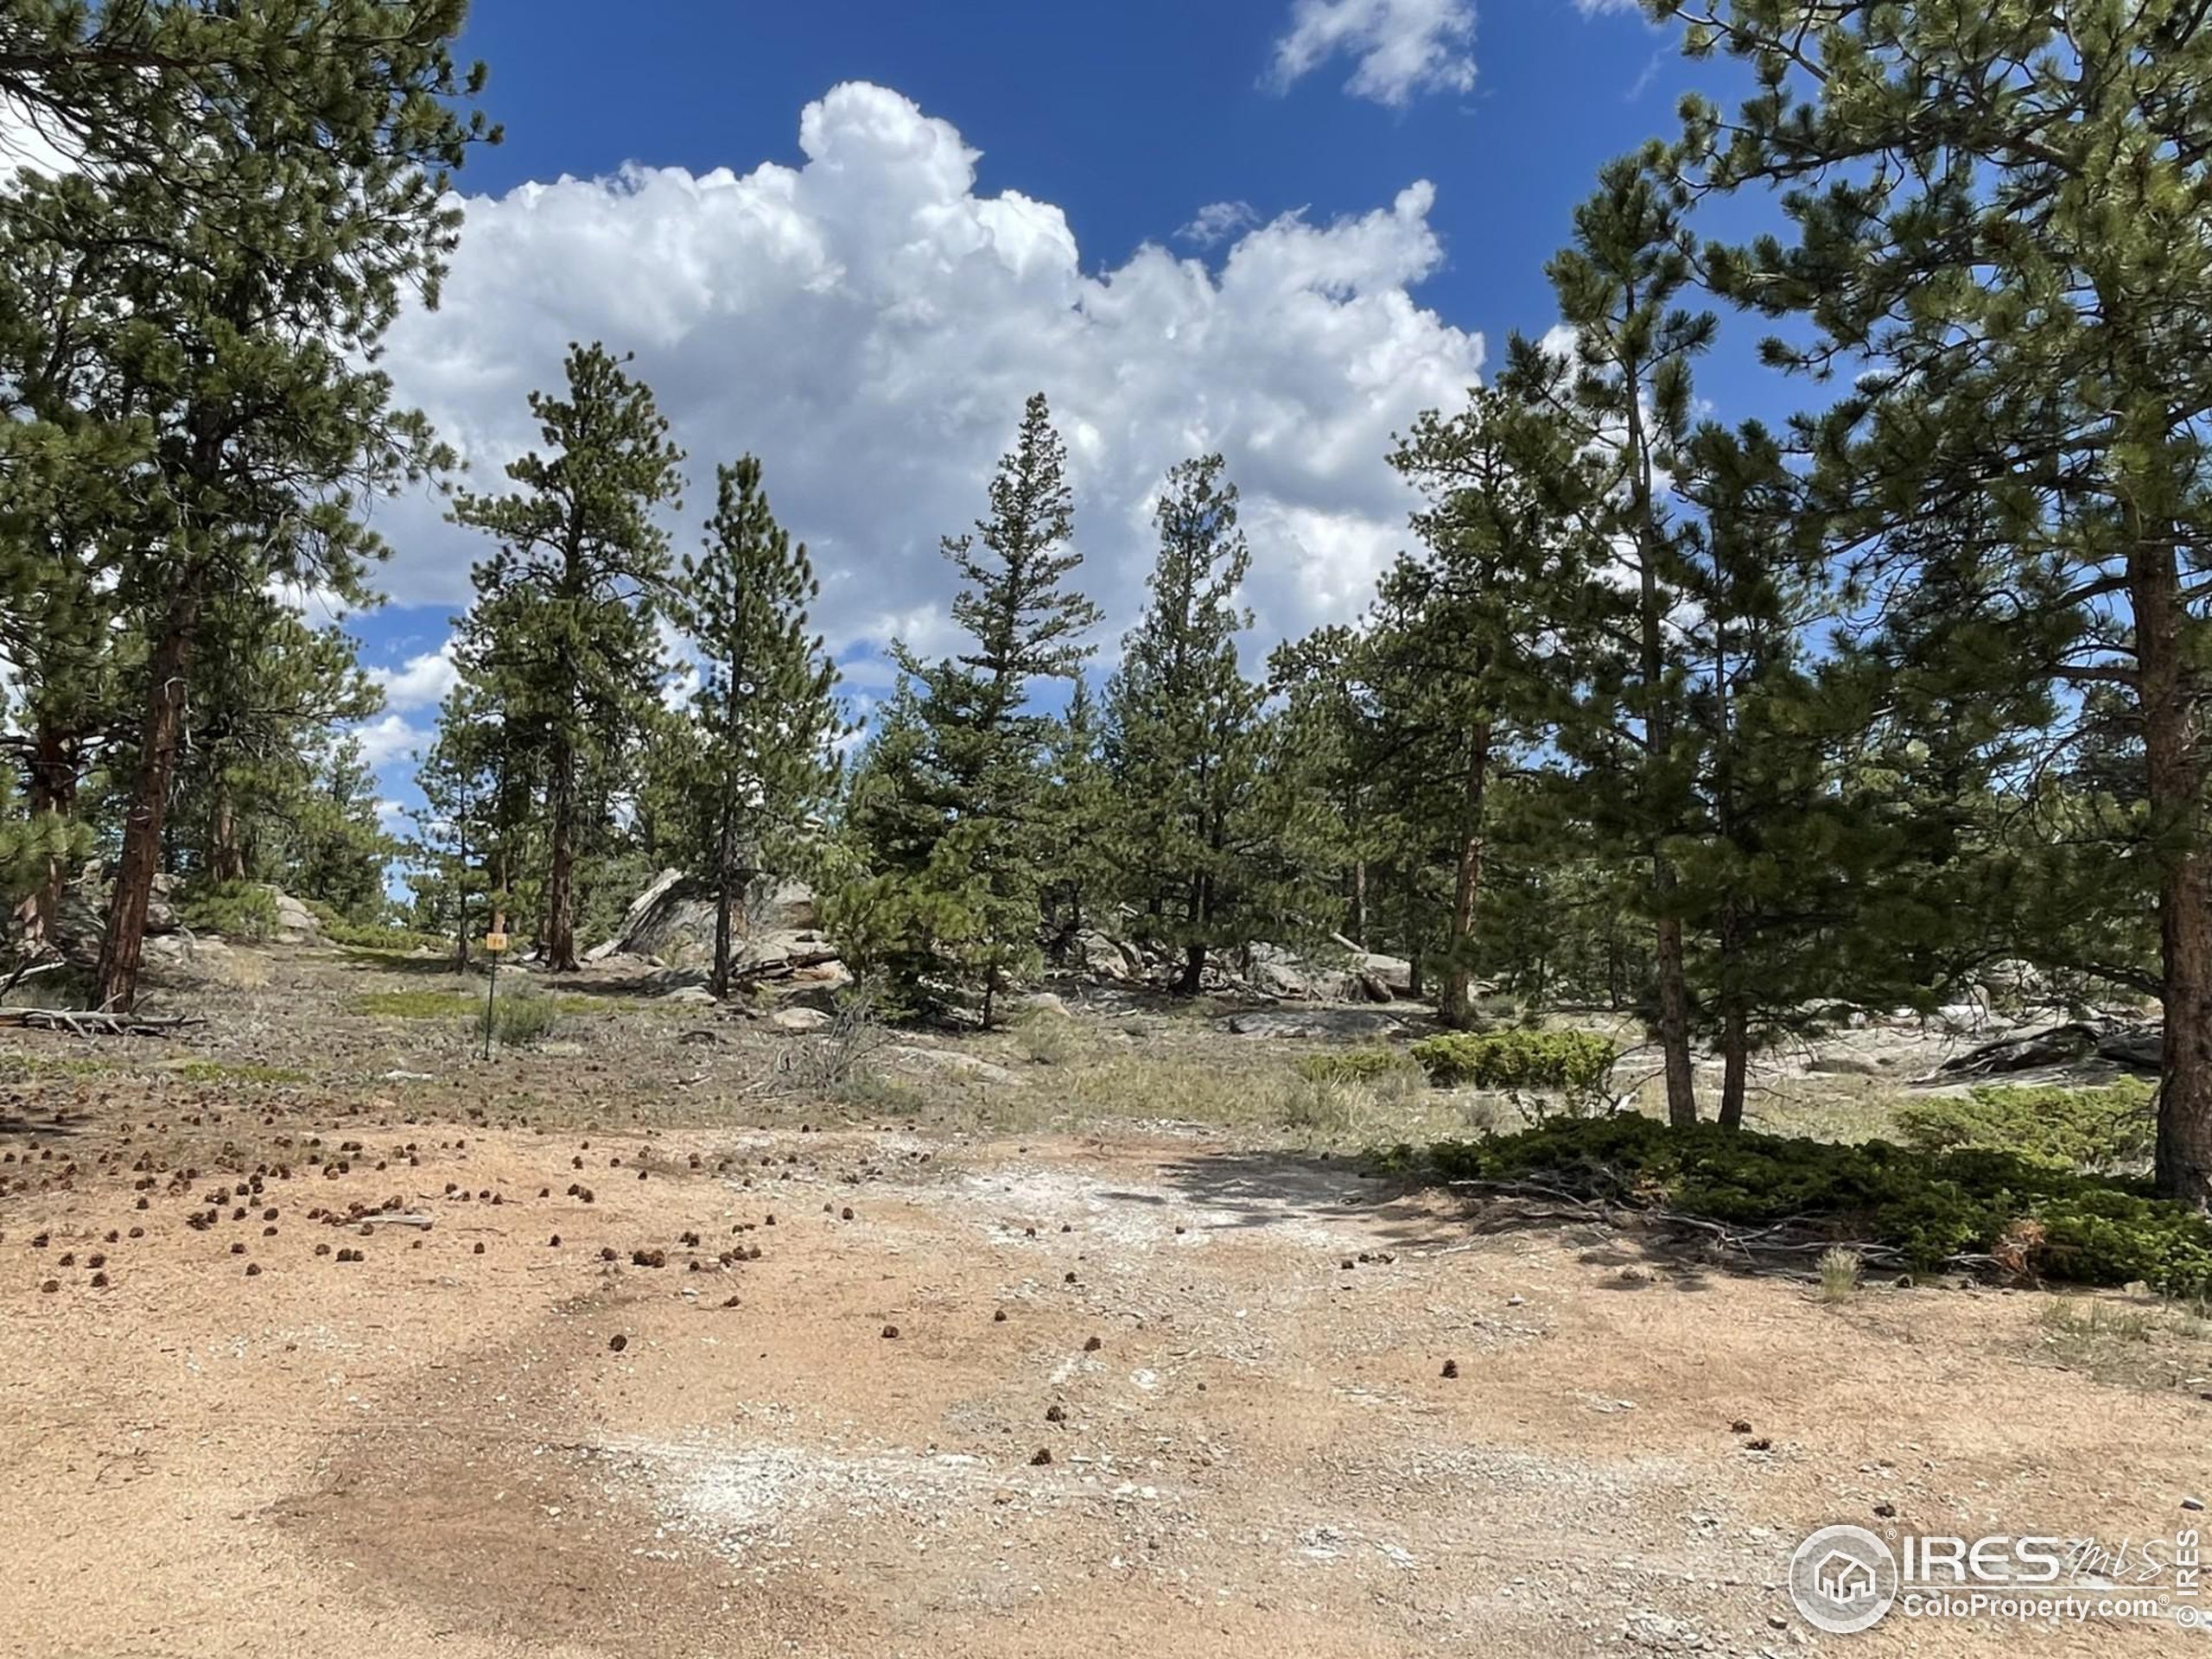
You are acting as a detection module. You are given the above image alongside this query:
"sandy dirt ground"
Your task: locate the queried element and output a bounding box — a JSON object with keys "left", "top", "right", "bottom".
{"left": 1, "top": 961, "right": 2207, "bottom": 1656}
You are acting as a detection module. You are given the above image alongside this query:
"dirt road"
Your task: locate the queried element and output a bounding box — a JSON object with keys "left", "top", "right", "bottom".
{"left": 2, "top": 1103, "right": 2202, "bottom": 1656}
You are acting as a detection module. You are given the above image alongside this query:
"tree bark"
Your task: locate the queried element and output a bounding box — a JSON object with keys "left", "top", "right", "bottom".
{"left": 2135, "top": 526, "right": 2212, "bottom": 1204}
{"left": 1178, "top": 941, "right": 1205, "bottom": 996}
{"left": 544, "top": 734, "right": 577, "bottom": 971}
{"left": 1718, "top": 1002, "right": 1749, "bottom": 1131}
{"left": 1176, "top": 860, "right": 1211, "bottom": 996}
{"left": 24, "top": 720, "right": 79, "bottom": 945}
{"left": 1347, "top": 859, "right": 1367, "bottom": 950}
{"left": 711, "top": 800, "right": 734, "bottom": 1001}
{"left": 97, "top": 569, "right": 203, "bottom": 1011}
{"left": 1653, "top": 879, "right": 1697, "bottom": 1128}
{"left": 1440, "top": 721, "right": 1493, "bottom": 1030}
{"left": 211, "top": 778, "right": 245, "bottom": 882}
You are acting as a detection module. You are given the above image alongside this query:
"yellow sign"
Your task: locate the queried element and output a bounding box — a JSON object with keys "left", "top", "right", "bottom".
{"left": 484, "top": 931, "right": 509, "bottom": 953}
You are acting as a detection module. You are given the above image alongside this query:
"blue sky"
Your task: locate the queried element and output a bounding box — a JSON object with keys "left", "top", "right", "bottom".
{"left": 346, "top": 0, "right": 1783, "bottom": 838}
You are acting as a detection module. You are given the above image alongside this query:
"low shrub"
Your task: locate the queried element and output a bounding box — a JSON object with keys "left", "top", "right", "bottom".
{"left": 1294, "top": 1047, "right": 1416, "bottom": 1084}
{"left": 177, "top": 880, "right": 278, "bottom": 943}
{"left": 1398, "top": 1115, "right": 2212, "bottom": 1296}
{"left": 1894, "top": 1080, "right": 2156, "bottom": 1172}
{"left": 477, "top": 979, "right": 560, "bottom": 1049}
{"left": 1410, "top": 1029, "right": 1616, "bottom": 1091}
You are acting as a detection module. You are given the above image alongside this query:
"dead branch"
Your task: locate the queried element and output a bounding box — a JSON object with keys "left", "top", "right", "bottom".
{"left": 0, "top": 1007, "right": 204, "bottom": 1036}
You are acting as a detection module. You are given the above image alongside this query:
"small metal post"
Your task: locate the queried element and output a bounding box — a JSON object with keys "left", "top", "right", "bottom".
{"left": 482, "top": 947, "right": 497, "bottom": 1060}
{"left": 481, "top": 928, "right": 508, "bottom": 1061}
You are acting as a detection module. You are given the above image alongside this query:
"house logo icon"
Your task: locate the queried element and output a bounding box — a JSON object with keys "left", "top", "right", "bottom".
{"left": 1789, "top": 1524, "right": 1898, "bottom": 1634}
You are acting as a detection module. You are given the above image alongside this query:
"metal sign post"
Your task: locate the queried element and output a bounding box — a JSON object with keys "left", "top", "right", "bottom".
{"left": 481, "top": 930, "right": 508, "bottom": 1060}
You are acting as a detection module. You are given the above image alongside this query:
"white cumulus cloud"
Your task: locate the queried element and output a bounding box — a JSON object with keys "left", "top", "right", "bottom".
{"left": 352, "top": 713, "right": 429, "bottom": 768}
{"left": 1179, "top": 200, "right": 1262, "bottom": 247}
{"left": 1268, "top": 0, "right": 1478, "bottom": 106}
{"left": 368, "top": 641, "right": 459, "bottom": 712}
{"left": 373, "top": 81, "right": 1482, "bottom": 677}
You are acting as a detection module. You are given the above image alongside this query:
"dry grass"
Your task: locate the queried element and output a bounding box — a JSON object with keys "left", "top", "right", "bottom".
{"left": 1816, "top": 1247, "right": 1863, "bottom": 1305}
{"left": 2033, "top": 1295, "right": 2212, "bottom": 1392}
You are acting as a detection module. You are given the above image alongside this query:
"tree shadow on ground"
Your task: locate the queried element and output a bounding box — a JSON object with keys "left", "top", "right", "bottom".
{"left": 1154, "top": 1147, "right": 1751, "bottom": 1291}
{"left": 1151, "top": 1147, "right": 1477, "bottom": 1254}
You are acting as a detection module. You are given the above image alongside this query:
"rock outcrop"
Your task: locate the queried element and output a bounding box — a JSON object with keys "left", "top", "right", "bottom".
{"left": 587, "top": 868, "right": 822, "bottom": 970}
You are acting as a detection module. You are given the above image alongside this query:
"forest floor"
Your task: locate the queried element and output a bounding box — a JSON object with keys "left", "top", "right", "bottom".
{"left": 0, "top": 943, "right": 2204, "bottom": 1657}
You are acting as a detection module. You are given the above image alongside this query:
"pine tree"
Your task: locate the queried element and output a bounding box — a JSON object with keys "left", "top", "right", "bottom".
{"left": 1667, "top": 419, "right": 1839, "bottom": 1128}
{"left": 1658, "top": 0, "right": 2212, "bottom": 1196}
{"left": 409, "top": 681, "right": 524, "bottom": 970}
{"left": 1383, "top": 388, "right": 1588, "bottom": 1027}
{"left": 166, "top": 592, "right": 381, "bottom": 893}
{"left": 1039, "top": 678, "right": 1115, "bottom": 963}
{"left": 665, "top": 455, "right": 843, "bottom": 998}
{"left": 449, "top": 343, "right": 684, "bottom": 972}
{"left": 840, "top": 392, "right": 1101, "bottom": 1024}
{"left": 1267, "top": 626, "right": 1382, "bottom": 953}
{"left": 1501, "top": 149, "right": 1713, "bottom": 1124}
{"left": 1103, "top": 454, "right": 1268, "bottom": 993}
{"left": 0, "top": 3, "right": 492, "bottom": 1008}
{"left": 284, "top": 735, "right": 397, "bottom": 926}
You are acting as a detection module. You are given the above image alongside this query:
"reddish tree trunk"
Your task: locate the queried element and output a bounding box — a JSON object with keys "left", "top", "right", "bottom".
{"left": 2135, "top": 531, "right": 2212, "bottom": 1205}
{"left": 97, "top": 573, "right": 203, "bottom": 1011}
{"left": 211, "top": 779, "right": 245, "bottom": 882}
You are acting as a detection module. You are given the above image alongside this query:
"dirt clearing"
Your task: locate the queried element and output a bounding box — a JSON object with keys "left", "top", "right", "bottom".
{"left": 0, "top": 956, "right": 2204, "bottom": 1656}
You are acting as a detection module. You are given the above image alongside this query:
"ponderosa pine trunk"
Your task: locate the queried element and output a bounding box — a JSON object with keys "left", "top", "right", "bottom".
{"left": 97, "top": 570, "right": 204, "bottom": 1011}
{"left": 24, "top": 721, "right": 79, "bottom": 945}
{"left": 211, "top": 779, "right": 245, "bottom": 882}
{"left": 544, "top": 734, "right": 578, "bottom": 972}
{"left": 1347, "top": 859, "right": 1367, "bottom": 950}
{"left": 711, "top": 799, "right": 734, "bottom": 1001}
{"left": 2134, "top": 520, "right": 2212, "bottom": 1205}
{"left": 1440, "top": 721, "right": 1492, "bottom": 1030}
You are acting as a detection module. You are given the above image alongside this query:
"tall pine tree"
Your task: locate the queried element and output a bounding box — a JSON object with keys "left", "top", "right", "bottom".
{"left": 1658, "top": 0, "right": 2212, "bottom": 1196}
{"left": 665, "top": 455, "right": 844, "bottom": 998}
{"left": 1104, "top": 454, "right": 1266, "bottom": 994}
{"left": 839, "top": 393, "right": 1100, "bottom": 1024}
{"left": 448, "top": 343, "right": 684, "bottom": 971}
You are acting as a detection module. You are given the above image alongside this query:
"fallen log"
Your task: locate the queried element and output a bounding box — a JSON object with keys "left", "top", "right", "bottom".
{"left": 1937, "top": 1020, "right": 2163, "bottom": 1078}
{"left": 0, "top": 1007, "right": 203, "bottom": 1037}
{"left": 1937, "top": 1021, "right": 2102, "bottom": 1077}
